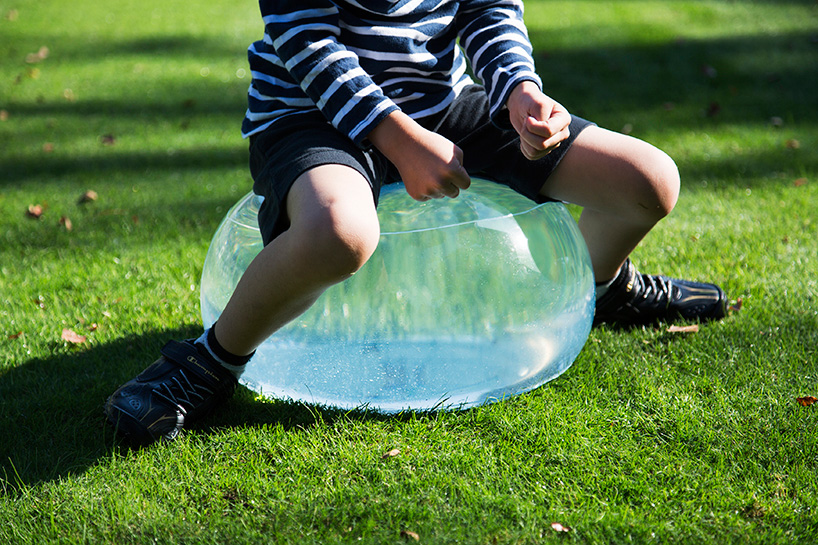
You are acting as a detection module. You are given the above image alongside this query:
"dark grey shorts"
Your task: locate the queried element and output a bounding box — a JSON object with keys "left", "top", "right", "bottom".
{"left": 249, "top": 85, "right": 594, "bottom": 245}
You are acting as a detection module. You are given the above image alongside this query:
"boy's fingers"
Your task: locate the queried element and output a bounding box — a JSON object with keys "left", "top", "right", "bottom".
{"left": 452, "top": 164, "right": 470, "bottom": 189}
{"left": 542, "top": 126, "right": 570, "bottom": 150}
{"left": 450, "top": 146, "right": 471, "bottom": 190}
{"left": 524, "top": 115, "right": 554, "bottom": 136}
{"left": 519, "top": 129, "right": 546, "bottom": 152}
{"left": 519, "top": 139, "right": 541, "bottom": 160}
{"left": 525, "top": 110, "right": 570, "bottom": 137}
{"left": 519, "top": 126, "right": 570, "bottom": 160}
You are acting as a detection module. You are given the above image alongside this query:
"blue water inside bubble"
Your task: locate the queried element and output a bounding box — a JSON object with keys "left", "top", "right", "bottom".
{"left": 201, "top": 179, "right": 594, "bottom": 412}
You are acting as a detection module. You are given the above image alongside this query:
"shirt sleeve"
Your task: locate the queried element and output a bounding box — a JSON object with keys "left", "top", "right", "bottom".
{"left": 259, "top": 0, "right": 399, "bottom": 145}
{"left": 456, "top": 0, "right": 543, "bottom": 128}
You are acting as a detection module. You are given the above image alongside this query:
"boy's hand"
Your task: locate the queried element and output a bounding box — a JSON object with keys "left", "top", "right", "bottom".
{"left": 507, "top": 81, "right": 571, "bottom": 161}
{"left": 369, "top": 111, "right": 471, "bottom": 201}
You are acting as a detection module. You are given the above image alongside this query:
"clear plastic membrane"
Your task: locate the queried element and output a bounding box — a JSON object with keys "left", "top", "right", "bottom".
{"left": 201, "top": 179, "right": 594, "bottom": 412}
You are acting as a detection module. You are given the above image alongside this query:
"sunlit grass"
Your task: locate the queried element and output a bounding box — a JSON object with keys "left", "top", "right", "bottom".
{"left": 1, "top": 0, "right": 817, "bottom": 543}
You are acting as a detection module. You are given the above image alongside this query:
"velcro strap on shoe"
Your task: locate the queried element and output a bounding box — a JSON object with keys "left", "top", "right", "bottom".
{"left": 160, "top": 340, "right": 236, "bottom": 390}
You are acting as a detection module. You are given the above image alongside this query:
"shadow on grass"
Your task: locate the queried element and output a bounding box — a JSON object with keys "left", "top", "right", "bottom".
{"left": 2, "top": 29, "right": 814, "bottom": 195}
{"left": 0, "top": 325, "right": 399, "bottom": 492}
{"left": 0, "top": 327, "right": 190, "bottom": 490}
{"left": 530, "top": 29, "right": 817, "bottom": 124}
{"left": 106, "top": 36, "right": 248, "bottom": 59}
{"left": 1, "top": 144, "right": 249, "bottom": 186}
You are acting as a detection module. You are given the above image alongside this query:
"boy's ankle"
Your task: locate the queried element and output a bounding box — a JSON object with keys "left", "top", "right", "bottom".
{"left": 195, "top": 325, "right": 253, "bottom": 378}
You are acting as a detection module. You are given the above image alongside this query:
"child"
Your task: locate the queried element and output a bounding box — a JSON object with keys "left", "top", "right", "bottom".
{"left": 105, "top": 0, "right": 726, "bottom": 445}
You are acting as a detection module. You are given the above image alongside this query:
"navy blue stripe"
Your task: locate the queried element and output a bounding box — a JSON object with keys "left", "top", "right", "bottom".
{"left": 243, "top": 0, "right": 541, "bottom": 144}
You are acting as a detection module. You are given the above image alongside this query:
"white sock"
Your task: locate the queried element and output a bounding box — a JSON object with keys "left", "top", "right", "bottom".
{"left": 194, "top": 330, "right": 247, "bottom": 379}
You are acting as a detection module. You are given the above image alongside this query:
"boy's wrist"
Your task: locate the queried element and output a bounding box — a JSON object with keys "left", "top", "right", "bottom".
{"left": 368, "top": 110, "right": 417, "bottom": 161}
{"left": 507, "top": 80, "right": 541, "bottom": 113}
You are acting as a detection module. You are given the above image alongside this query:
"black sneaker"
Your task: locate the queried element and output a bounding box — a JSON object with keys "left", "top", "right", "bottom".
{"left": 594, "top": 259, "right": 727, "bottom": 327}
{"left": 105, "top": 339, "right": 238, "bottom": 445}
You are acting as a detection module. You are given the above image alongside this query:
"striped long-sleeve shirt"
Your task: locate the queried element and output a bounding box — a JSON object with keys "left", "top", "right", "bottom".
{"left": 242, "top": 0, "right": 542, "bottom": 146}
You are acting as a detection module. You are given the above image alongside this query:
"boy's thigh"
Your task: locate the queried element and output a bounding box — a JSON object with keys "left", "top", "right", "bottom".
{"left": 249, "top": 113, "right": 392, "bottom": 245}
{"left": 433, "top": 85, "right": 594, "bottom": 203}
{"left": 286, "top": 163, "right": 381, "bottom": 238}
{"left": 538, "top": 125, "right": 679, "bottom": 212}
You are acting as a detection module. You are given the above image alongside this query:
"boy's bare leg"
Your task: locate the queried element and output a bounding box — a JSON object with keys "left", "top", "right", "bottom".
{"left": 105, "top": 164, "right": 379, "bottom": 444}
{"left": 539, "top": 125, "right": 726, "bottom": 325}
{"left": 537, "top": 125, "right": 681, "bottom": 283}
{"left": 214, "top": 164, "right": 381, "bottom": 356}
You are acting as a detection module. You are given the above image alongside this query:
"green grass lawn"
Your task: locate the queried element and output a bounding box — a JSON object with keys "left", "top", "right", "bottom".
{"left": 1, "top": 0, "right": 817, "bottom": 543}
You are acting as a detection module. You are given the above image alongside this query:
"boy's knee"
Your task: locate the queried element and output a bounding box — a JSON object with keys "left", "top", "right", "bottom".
{"left": 305, "top": 206, "right": 381, "bottom": 281}
{"left": 635, "top": 148, "right": 680, "bottom": 224}
{"left": 655, "top": 150, "right": 680, "bottom": 217}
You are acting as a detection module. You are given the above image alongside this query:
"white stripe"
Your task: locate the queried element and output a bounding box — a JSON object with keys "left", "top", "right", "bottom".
{"left": 400, "top": 88, "right": 457, "bottom": 119}
{"left": 301, "top": 49, "right": 358, "bottom": 90}
{"left": 349, "top": 47, "right": 438, "bottom": 64}
{"left": 330, "top": 83, "right": 382, "bottom": 128}
{"left": 343, "top": 0, "right": 428, "bottom": 18}
{"left": 282, "top": 37, "right": 335, "bottom": 73}
{"left": 473, "top": 36, "right": 531, "bottom": 80}
{"left": 461, "top": 10, "right": 525, "bottom": 51}
{"left": 339, "top": 21, "right": 449, "bottom": 41}
{"left": 488, "top": 71, "right": 541, "bottom": 118}
{"left": 489, "top": 61, "right": 537, "bottom": 95}
{"left": 250, "top": 45, "right": 286, "bottom": 68}
{"left": 250, "top": 71, "right": 300, "bottom": 89}
{"left": 316, "top": 66, "right": 369, "bottom": 110}
{"left": 349, "top": 99, "right": 397, "bottom": 140}
{"left": 273, "top": 24, "right": 338, "bottom": 52}
{"left": 247, "top": 89, "right": 314, "bottom": 108}
{"left": 262, "top": 8, "right": 336, "bottom": 25}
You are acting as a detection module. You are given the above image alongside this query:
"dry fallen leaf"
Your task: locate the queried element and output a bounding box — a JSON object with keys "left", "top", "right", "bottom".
{"left": 794, "top": 178, "right": 808, "bottom": 187}
{"left": 0, "top": 109, "right": 8, "bottom": 122}
{"left": 59, "top": 215, "right": 73, "bottom": 231}
{"left": 400, "top": 530, "right": 420, "bottom": 541}
{"left": 667, "top": 324, "right": 699, "bottom": 334}
{"left": 9, "top": 331, "right": 24, "bottom": 340}
{"left": 796, "top": 396, "right": 817, "bottom": 407}
{"left": 26, "top": 204, "right": 44, "bottom": 219}
{"left": 100, "top": 134, "right": 116, "bottom": 146}
{"left": 61, "top": 328, "right": 87, "bottom": 344}
{"left": 728, "top": 298, "right": 743, "bottom": 313}
{"left": 42, "top": 142, "right": 54, "bottom": 153}
{"left": 25, "top": 46, "right": 49, "bottom": 64}
{"left": 551, "top": 522, "right": 571, "bottom": 533}
{"left": 382, "top": 448, "right": 401, "bottom": 459}
{"left": 786, "top": 139, "right": 801, "bottom": 150}
{"left": 78, "top": 190, "right": 98, "bottom": 204}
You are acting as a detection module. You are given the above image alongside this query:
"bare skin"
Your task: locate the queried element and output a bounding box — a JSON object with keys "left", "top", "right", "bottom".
{"left": 214, "top": 81, "right": 680, "bottom": 356}
{"left": 504, "top": 82, "right": 679, "bottom": 281}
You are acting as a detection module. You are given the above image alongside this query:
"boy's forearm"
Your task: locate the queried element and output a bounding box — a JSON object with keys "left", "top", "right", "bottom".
{"left": 367, "top": 110, "right": 418, "bottom": 164}
{"left": 366, "top": 110, "right": 470, "bottom": 201}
